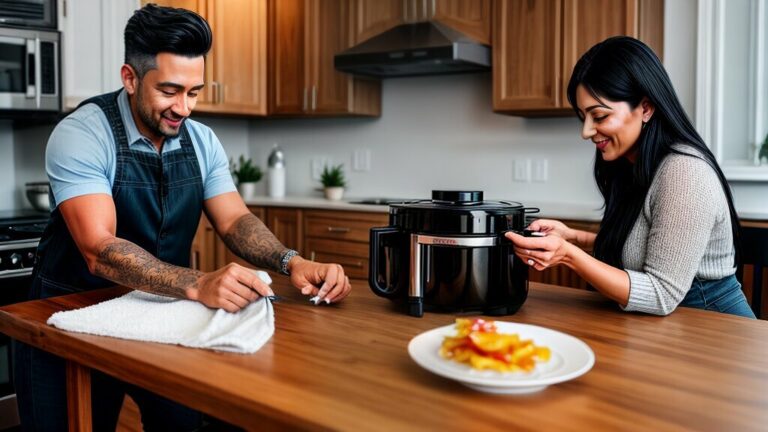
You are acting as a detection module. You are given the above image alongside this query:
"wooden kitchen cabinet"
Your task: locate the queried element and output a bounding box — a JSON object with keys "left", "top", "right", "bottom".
{"left": 269, "top": 0, "right": 381, "bottom": 116}
{"left": 150, "top": 0, "right": 268, "bottom": 115}
{"left": 303, "top": 210, "right": 388, "bottom": 281}
{"left": 351, "top": 0, "right": 491, "bottom": 44}
{"left": 493, "top": 0, "right": 664, "bottom": 117}
{"left": 60, "top": 0, "right": 139, "bottom": 110}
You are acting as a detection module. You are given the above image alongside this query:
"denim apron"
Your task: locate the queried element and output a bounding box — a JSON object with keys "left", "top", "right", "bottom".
{"left": 14, "top": 90, "right": 205, "bottom": 431}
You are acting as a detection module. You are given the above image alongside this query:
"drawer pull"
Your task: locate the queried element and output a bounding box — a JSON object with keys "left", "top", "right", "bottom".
{"left": 327, "top": 226, "right": 351, "bottom": 233}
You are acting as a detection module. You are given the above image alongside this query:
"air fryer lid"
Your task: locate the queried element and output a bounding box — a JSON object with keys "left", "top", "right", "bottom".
{"left": 389, "top": 190, "right": 529, "bottom": 235}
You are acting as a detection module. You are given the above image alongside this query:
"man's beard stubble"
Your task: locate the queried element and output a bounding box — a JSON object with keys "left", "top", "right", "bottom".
{"left": 136, "top": 84, "right": 183, "bottom": 139}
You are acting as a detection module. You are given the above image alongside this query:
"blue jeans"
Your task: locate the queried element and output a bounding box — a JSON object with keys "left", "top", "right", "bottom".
{"left": 679, "top": 275, "right": 756, "bottom": 318}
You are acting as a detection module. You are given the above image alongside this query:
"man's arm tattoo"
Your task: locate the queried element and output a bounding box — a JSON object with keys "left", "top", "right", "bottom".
{"left": 222, "top": 213, "right": 287, "bottom": 272}
{"left": 94, "top": 238, "right": 202, "bottom": 298}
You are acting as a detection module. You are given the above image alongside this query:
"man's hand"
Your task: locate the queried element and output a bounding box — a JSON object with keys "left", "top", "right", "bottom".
{"left": 188, "top": 263, "right": 274, "bottom": 313}
{"left": 287, "top": 256, "right": 352, "bottom": 303}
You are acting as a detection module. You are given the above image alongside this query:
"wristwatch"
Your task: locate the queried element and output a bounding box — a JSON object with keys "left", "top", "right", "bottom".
{"left": 279, "top": 249, "right": 300, "bottom": 275}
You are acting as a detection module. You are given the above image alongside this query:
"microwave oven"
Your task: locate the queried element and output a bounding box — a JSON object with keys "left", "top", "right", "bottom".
{"left": 0, "top": 0, "right": 56, "bottom": 29}
{"left": 0, "top": 26, "right": 60, "bottom": 113}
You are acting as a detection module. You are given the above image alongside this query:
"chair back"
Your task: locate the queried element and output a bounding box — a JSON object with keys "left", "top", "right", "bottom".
{"left": 738, "top": 225, "right": 768, "bottom": 318}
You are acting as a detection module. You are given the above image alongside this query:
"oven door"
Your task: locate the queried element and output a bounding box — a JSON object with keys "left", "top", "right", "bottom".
{"left": 0, "top": 272, "right": 31, "bottom": 429}
{"left": 0, "top": 27, "right": 60, "bottom": 112}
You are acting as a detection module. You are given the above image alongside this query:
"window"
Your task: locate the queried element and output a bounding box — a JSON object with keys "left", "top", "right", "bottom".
{"left": 696, "top": 0, "right": 768, "bottom": 180}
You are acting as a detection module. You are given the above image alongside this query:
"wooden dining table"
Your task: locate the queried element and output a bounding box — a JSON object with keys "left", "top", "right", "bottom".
{"left": 1, "top": 279, "right": 767, "bottom": 431}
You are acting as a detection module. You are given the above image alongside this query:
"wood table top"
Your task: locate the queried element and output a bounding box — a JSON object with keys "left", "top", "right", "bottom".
{"left": 1, "top": 281, "right": 767, "bottom": 431}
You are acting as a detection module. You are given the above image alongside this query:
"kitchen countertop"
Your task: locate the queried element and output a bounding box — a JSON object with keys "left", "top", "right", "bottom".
{"left": 244, "top": 196, "right": 768, "bottom": 222}
{"left": 2, "top": 280, "right": 767, "bottom": 431}
{"left": 244, "top": 196, "right": 605, "bottom": 221}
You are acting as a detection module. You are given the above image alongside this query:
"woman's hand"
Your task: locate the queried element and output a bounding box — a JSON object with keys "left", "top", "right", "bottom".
{"left": 505, "top": 231, "right": 574, "bottom": 271}
{"left": 526, "top": 219, "right": 574, "bottom": 241}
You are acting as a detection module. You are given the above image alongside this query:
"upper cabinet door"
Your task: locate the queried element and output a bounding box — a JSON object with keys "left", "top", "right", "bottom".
{"left": 309, "top": 0, "right": 349, "bottom": 114}
{"left": 493, "top": 0, "right": 664, "bottom": 117}
{"left": 350, "top": 0, "right": 404, "bottom": 43}
{"left": 269, "top": 0, "right": 309, "bottom": 115}
{"left": 493, "top": 0, "right": 562, "bottom": 113}
{"left": 561, "top": 0, "right": 638, "bottom": 104}
{"left": 433, "top": 0, "right": 491, "bottom": 45}
{"left": 207, "top": 0, "right": 267, "bottom": 115}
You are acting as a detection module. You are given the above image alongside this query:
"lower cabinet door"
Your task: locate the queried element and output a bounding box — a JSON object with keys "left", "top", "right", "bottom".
{"left": 304, "top": 238, "right": 369, "bottom": 280}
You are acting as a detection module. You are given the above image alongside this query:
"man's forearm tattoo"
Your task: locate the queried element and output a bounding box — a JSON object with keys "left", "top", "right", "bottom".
{"left": 94, "top": 238, "right": 202, "bottom": 298}
{"left": 222, "top": 213, "right": 287, "bottom": 272}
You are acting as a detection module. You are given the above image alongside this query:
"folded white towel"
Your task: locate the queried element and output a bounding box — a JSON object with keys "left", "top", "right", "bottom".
{"left": 47, "top": 271, "right": 274, "bottom": 354}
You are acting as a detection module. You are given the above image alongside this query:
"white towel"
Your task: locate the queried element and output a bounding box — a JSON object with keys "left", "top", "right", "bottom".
{"left": 47, "top": 271, "right": 274, "bottom": 354}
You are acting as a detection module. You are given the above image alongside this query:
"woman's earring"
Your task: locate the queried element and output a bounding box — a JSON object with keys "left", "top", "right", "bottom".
{"left": 641, "top": 121, "right": 647, "bottom": 130}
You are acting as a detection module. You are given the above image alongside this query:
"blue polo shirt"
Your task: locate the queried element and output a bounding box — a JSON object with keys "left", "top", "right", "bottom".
{"left": 46, "top": 89, "right": 236, "bottom": 208}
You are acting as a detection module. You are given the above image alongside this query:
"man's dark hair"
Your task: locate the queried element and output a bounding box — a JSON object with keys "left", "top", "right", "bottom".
{"left": 124, "top": 3, "right": 212, "bottom": 78}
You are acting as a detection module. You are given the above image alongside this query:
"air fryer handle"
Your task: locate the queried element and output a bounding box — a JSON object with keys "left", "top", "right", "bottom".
{"left": 369, "top": 226, "right": 403, "bottom": 299}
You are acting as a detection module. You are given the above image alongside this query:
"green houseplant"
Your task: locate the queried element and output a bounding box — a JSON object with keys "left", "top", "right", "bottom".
{"left": 320, "top": 164, "right": 346, "bottom": 200}
{"left": 230, "top": 155, "right": 262, "bottom": 199}
{"left": 760, "top": 133, "right": 768, "bottom": 165}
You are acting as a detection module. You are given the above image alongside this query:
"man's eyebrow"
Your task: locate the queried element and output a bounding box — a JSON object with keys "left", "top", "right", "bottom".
{"left": 156, "top": 82, "right": 205, "bottom": 91}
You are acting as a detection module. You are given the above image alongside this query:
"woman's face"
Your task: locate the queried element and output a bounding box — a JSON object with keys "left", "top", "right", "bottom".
{"left": 575, "top": 85, "right": 652, "bottom": 163}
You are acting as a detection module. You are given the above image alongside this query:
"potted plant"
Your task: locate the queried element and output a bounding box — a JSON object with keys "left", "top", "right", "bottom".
{"left": 760, "top": 133, "right": 768, "bottom": 165}
{"left": 320, "top": 164, "right": 346, "bottom": 200}
{"left": 230, "top": 155, "right": 263, "bottom": 199}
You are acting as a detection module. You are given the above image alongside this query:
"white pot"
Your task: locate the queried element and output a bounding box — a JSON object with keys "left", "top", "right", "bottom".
{"left": 237, "top": 182, "right": 258, "bottom": 200}
{"left": 324, "top": 186, "right": 344, "bottom": 201}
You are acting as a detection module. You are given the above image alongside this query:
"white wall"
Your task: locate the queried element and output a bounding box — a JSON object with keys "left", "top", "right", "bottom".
{"left": 245, "top": 73, "right": 599, "bottom": 207}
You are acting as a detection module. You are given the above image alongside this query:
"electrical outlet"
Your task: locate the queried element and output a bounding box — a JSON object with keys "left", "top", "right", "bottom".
{"left": 311, "top": 158, "right": 328, "bottom": 180}
{"left": 532, "top": 159, "right": 548, "bottom": 182}
{"left": 512, "top": 159, "right": 531, "bottom": 182}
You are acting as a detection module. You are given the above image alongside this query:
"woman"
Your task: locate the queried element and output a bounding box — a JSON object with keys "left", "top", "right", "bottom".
{"left": 506, "top": 36, "right": 754, "bottom": 318}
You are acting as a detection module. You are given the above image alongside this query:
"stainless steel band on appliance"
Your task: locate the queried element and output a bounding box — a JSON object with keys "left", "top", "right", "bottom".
{"left": 409, "top": 234, "right": 498, "bottom": 298}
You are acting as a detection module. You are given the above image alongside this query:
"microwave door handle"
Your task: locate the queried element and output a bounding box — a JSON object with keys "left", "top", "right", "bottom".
{"left": 25, "top": 38, "right": 35, "bottom": 99}
{"left": 34, "top": 37, "right": 41, "bottom": 108}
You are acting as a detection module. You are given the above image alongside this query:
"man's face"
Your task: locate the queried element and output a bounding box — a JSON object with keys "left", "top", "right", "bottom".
{"left": 130, "top": 53, "right": 205, "bottom": 144}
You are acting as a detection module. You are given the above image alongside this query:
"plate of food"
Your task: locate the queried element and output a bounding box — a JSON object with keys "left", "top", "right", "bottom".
{"left": 408, "top": 318, "right": 594, "bottom": 394}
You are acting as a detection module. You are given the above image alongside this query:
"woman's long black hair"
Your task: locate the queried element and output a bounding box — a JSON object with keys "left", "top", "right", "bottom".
{"left": 566, "top": 36, "right": 740, "bottom": 268}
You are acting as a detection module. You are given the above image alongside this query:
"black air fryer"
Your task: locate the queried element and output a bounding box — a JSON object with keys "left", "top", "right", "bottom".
{"left": 368, "top": 190, "right": 538, "bottom": 317}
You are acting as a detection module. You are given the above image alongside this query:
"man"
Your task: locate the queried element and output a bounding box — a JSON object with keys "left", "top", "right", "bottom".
{"left": 13, "top": 4, "right": 351, "bottom": 430}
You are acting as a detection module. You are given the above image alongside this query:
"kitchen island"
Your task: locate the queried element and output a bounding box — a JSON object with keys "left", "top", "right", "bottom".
{"left": 1, "top": 279, "right": 767, "bottom": 431}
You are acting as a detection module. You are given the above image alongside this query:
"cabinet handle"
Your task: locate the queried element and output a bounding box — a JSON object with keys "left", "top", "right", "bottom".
{"left": 311, "top": 86, "right": 317, "bottom": 111}
{"left": 422, "top": 0, "right": 428, "bottom": 21}
{"left": 403, "top": 0, "right": 408, "bottom": 22}
{"left": 303, "top": 87, "right": 308, "bottom": 111}
{"left": 327, "top": 226, "right": 351, "bottom": 233}
{"left": 342, "top": 260, "right": 364, "bottom": 268}
{"left": 310, "top": 251, "right": 316, "bottom": 261}
{"left": 191, "top": 251, "right": 199, "bottom": 270}
{"left": 219, "top": 83, "right": 225, "bottom": 104}
{"left": 431, "top": 0, "right": 436, "bottom": 19}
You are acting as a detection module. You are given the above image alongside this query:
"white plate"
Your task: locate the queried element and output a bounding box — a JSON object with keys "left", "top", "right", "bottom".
{"left": 408, "top": 322, "right": 595, "bottom": 394}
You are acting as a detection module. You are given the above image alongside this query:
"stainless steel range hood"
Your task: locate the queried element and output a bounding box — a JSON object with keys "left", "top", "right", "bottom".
{"left": 334, "top": 21, "right": 490, "bottom": 78}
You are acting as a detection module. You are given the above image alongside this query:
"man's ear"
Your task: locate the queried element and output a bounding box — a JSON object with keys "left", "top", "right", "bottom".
{"left": 641, "top": 97, "right": 655, "bottom": 123}
{"left": 121, "top": 64, "right": 139, "bottom": 95}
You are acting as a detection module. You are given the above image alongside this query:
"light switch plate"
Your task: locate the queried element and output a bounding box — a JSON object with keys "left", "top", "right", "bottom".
{"left": 513, "top": 159, "right": 531, "bottom": 182}
{"left": 352, "top": 149, "right": 371, "bottom": 172}
{"left": 532, "top": 159, "right": 548, "bottom": 182}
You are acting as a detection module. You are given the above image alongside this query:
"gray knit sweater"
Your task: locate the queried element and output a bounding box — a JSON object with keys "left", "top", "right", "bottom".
{"left": 620, "top": 146, "right": 735, "bottom": 315}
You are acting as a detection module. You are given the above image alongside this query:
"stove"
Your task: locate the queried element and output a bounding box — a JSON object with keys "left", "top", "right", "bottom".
{"left": 0, "top": 210, "right": 48, "bottom": 279}
{"left": 0, "top": 209, "right": 48, "bottom": 429}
